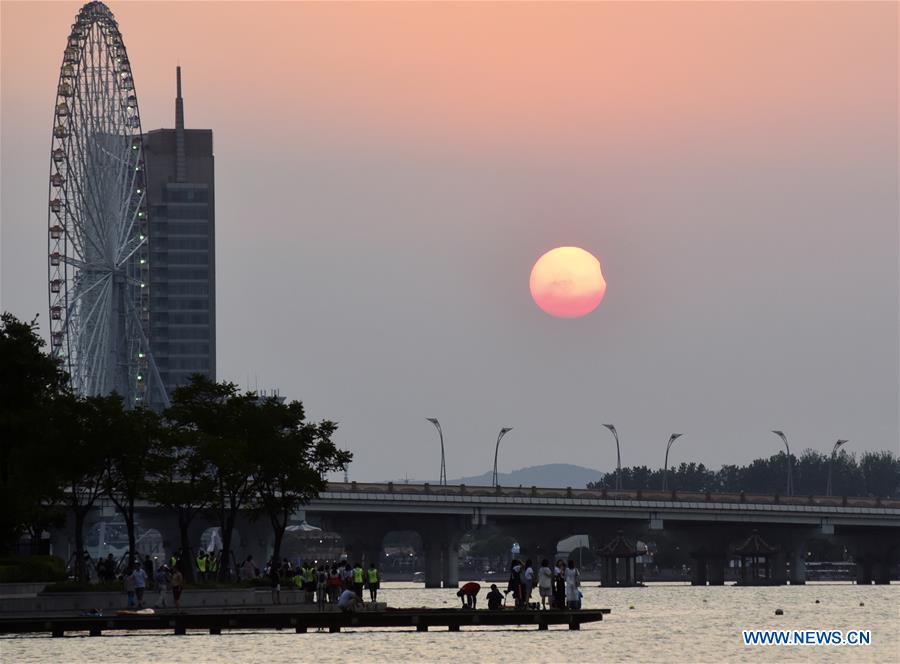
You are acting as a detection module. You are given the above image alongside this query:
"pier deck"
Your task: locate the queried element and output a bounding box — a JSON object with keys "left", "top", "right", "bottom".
{"left": 0, "top": 608, "right": 609, "bottom": 637}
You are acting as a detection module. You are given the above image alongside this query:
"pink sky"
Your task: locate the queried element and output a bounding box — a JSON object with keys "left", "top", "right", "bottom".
{"left": 2, "top": 2, "right": 897, "bottom": 480}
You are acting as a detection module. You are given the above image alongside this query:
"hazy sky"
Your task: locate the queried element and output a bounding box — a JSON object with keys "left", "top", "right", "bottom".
{"left": 2, "top": 2, "right": 897, "bottom": 482}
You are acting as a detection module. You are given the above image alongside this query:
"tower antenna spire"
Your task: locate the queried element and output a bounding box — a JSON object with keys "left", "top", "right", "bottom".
{"left": 175, "top": 66, "right": 186, "bottom": 182}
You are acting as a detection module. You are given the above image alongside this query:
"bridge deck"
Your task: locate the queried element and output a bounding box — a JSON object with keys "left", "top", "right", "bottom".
{"left": 0, "top": 608, "right": 609, "bottom": 636}
{"left": 322, "top": 482, "right": 900, "bottom": 510}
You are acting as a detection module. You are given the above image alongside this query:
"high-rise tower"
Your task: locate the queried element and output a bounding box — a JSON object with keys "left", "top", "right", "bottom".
{"left": 143, "top": 67, "right": 216, "bottom": 398}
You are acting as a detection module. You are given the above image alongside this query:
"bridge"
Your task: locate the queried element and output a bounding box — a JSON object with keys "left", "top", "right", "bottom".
{"left": 62, "top": 483, "right": 900, "bottom": 588}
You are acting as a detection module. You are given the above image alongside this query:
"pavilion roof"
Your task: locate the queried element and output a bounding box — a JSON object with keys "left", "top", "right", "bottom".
{"left": 733, "top": 530, "right": 778, "bottom": 556}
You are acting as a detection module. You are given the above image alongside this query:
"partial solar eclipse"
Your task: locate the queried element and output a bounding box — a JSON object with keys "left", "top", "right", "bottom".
{"left": 529, "top": 246, "right": 607, "bottom": 318}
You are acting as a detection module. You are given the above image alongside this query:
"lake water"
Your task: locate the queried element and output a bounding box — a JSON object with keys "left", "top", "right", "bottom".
{"left": 2, "top": 582, "right": 897, "bottom": 663}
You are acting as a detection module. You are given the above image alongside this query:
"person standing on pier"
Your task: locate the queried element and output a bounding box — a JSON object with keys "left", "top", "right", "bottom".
{"left": 171, "top": 566, "right": 184, "bottom": 610}
{"left": 154, "top": 565, "right": 170, "bottom": 608}
{"left": 366, "top": 563, "right": 380, "bottom": 602}
{"left": 270, "top": 563, "right": 282, "bottom": 605}
{"left": 523, "top": 559, "right": 535, "bottom": 607}
{"left": 352, "top": 562, "right": 365, "bottom": 598}
{"left": 317, "top": 565, "right": 328, "bottom": 610}
{"left": 538, "top": 559, "right": 553, "bottom": 609}
{"left": 131, "top": 563, "right": 148, "bottom": 608}
{"left": 123, "top": 565, "right": 137, "bottom": 608}
{"left": 565, "top": 559, "right": 581, "bottom": 610}
{"left": 553, "top": 560, "right": 566, "bottom": 609}
{"left": 143, "top": 555, "right": 155, "bottom": 589}
{"left": 196, "top": 551, "right": 207, "bottom": 582}
{"left": 328, "top": 564, "right": 342, "bottom": 602}
{"left": 507, "top": 560, "right": 523, "bottom": 608}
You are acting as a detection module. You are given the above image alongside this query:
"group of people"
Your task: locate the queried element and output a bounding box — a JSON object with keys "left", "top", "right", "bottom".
{"left": 121, "top": 561, "right": 184, "bottom": 609}
{"left": 243, "top": 556, "right": 381, "bottom": 610}
{"left": 509, "top": 558, "right": 582, "bottom": 610}
{"left": 456, "top": 559, "right": 582, "bottom": 611}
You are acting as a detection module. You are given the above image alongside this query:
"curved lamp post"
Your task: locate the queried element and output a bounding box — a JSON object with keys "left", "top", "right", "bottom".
{"left": 425, "top": 418, "right": 447, "bottom": 486}
{"left": 661, "top": 433, "right": 683, "bottom": 491}
{"left": 771, "top": 430, "right": 794, "bottom": 496}
{"left": 826, "top": 439, "right": 848, "bottom": 496}
{"left": 491, "top": 427, "right": 513, "bottom": 488}
{"left": 602, "top": 424, "right": 623, "bottom": 490}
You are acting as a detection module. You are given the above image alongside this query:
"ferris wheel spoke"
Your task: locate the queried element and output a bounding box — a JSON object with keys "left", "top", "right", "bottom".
{"left": 74, "top": 275, "right": 112, "bottom": 390}
{"left": 64, "top": 119, "right": 110, "bottom": 260}
{"left": 116, "top": 192, "right": 144, "bottom": 263}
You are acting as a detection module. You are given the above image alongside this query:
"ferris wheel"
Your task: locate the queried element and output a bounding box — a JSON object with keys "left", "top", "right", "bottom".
{"left": 47, "top": 1, "right": 166, "bottom": 408}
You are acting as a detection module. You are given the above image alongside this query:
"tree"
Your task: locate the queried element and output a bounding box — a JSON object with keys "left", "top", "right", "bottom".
{"left": 249, "top": 397, "right": 351, "bottom": 565}
{"left": 146, "top": 420, "right": 214, "bottom": 583}
{"left": 165, "top": 375, "right": 256, "bottom": 580}
{"left": 102, "top": 400, "right": 160, "bottom": 559}
{"left": 51, "top": 395, "right": 108, "bottom": 580}
{"left": 859, "top": 451, "right": 900, "bottom": 497}
{"left": 0, "top": 313, "right": 68, "bottom": 554}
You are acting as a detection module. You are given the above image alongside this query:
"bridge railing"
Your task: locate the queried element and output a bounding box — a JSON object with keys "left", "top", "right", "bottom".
{"left": 323, "top": 482, "right": 900, "bottom": 509}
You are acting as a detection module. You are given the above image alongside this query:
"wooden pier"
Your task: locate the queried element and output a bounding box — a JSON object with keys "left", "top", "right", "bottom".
{"left": 0, "top": 608, "right": 609, "bottom": 637}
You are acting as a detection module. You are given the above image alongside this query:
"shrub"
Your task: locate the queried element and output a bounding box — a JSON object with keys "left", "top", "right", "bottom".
{"left": 0, "top": 555, "right": 67, "bottom": 583}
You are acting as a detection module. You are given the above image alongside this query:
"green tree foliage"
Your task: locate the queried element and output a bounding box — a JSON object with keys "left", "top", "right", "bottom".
{"left": 0, "top": 314, "right": 68, "bottom": 554}
{"left": 53, "top": 395, "right": 108, "bottom": 579}
{"left": 164, "top": 375, "right": 252, "bottom": 580}
{"left": 101, "top": 400, "right": 161, "bottom": 558}
{"left": 249, "top": 397, "right": 351, "bottom": 564}
{"left": 163, "top": 375, "right": 351, "bottom": 578}
{"left": 146, "top": 414, "right": 214, "bottom": 583}
{"left": 859, "top": 451, "right": 900, "bottom": 497}
{"left": 589, "top": 449, "right": 900, "bottom": 497}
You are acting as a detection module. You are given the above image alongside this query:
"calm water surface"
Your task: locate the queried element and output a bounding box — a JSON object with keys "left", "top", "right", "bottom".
{"left": 2, "top": 582, "right": 897, "bottom": 663}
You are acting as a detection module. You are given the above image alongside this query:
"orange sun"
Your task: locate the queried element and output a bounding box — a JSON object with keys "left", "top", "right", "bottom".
{"left": 529, "top": 246, "right": 607, "bottom": 318}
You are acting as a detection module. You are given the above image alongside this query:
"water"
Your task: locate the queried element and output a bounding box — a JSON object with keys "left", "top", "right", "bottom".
{"left": 2, "top": 583, "right": 897, "bottom": 663}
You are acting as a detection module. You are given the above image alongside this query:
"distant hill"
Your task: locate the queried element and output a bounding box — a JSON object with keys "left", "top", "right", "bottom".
{"left": 451, "top": 463, "right": 604, "bottom": 488}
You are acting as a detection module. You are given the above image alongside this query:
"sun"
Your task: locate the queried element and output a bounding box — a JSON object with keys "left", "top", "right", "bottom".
{"left": 529, "top": 246, "right": 607, "bottom": 318}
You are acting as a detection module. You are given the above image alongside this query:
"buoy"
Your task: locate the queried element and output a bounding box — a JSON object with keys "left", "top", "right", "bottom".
{"left": 629, "top": 605, "right": 635, "bottom": 610}
{"left": 775, "top": 609, "right": 784, "bottom": 615}
{"left": 859, "top": 602, "right": 865, "bottom": 607}
{"left": 814, "top": 600, "right": 820, "bottom": 604}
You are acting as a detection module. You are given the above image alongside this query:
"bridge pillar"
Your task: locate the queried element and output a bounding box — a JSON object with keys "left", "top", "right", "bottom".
{"left": 423, "top": 541, "right": 442, "bottom": 588}
{"left": 599, "top": 557, "right": 612, "bottom": 587}
{"left": 872, "top": 559, "right": 891, "bottom": 585}
{"left": 789, "top": 550, "right": 806, "bottom": 585}
{"left": 771, "top": 552, "right": 788, "bottom": 585}
{"left": 691, "top": 558, "right": 707, "bottom": 586}
{"left": 706, "top": 557, "right": 726, "bottom": 586}
{"left": 856, "top": 559, "right": 873, "bottom": 585}
{"left": 441, "top": 544, "right": 459, "bottom": 588}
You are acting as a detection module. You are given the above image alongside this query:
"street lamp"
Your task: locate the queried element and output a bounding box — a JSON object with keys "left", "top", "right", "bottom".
{"left": 661, "top": 433, "right": 683, "bottom": 491}
{"left": 771, "top": 430, "right": 794, "bottom": 496}
{"left": 826, "top": 439, "right": 849, "bottom": 497}
{"left": 602, "top": 424, "right": 623, "bottom": 490}
{"left": 491, "top": 427, "right": 513, "bottom": 487}
{"left": 425, "top": 418, "right": 447, "bottom": 486}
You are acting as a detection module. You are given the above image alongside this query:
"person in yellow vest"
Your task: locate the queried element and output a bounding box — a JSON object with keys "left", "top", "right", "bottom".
{"left": 304, "top": 563, "right": 316, "bottom": 603}
{"left": 208, "top": 552, "right": 219, "bottom": 579}
{"left": 292, "top": 568, "right": 304, "bottom": 592}
{"left": 366, "top": 563, "right": 380, "bottom": 602}
{"left": 196, "top": 551, "right": 207, "bottom": 582}
{"left": 352, "top": 562, "right": 365, "bottom": 599}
